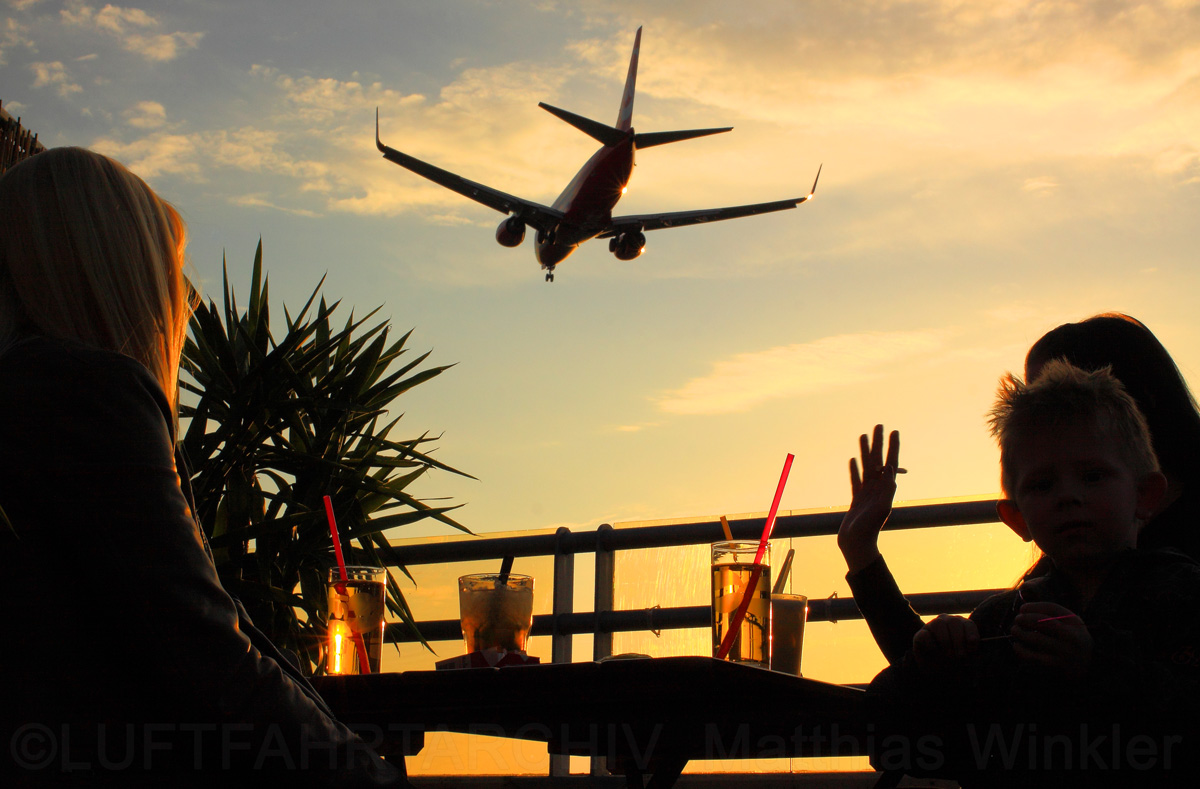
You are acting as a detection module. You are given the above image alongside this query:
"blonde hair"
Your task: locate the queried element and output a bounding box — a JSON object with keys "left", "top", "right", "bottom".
{"left": 0, "top": 147, "right": 194, "bottom": 410}
{"left": 989, "top": 358, "right": 1160, "bottom": 498}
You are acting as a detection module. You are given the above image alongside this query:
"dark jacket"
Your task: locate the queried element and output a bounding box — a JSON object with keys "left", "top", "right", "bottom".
{"left": 868, "top": 548, "right": 1200, "bottom": 787}
{"left": 0, "top": 336, "right": 407, "bottom": 787}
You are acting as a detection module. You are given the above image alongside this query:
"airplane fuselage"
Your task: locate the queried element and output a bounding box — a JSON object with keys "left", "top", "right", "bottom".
{"left": 535, "top": 136, "right": 635, "bottom": 267}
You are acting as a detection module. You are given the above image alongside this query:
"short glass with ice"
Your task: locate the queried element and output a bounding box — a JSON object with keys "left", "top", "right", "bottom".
{"left": 326, "top": 566, "right": 386, "bottom": 675}
{"left": 458, "top": 573, "right": 534, "bottom": 653}
{"left": 711, "top": 540, "right": 771, "bottom": 668}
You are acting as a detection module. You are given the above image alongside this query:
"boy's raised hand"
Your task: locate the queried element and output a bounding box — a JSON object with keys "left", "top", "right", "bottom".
{"left": 838, "top": 425, "right": 903, "bottom": 573}
{"left": 1011, "top": 602, "right": 1093, "bottom": 681}
{"left": 913, "top": 614, "right": 980, "bottom": 673}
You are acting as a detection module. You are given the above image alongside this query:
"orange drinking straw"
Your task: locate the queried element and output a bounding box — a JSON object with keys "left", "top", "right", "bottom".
{"left": 325, "top": 495, "right": 372, "bottom": 675}
{"left": 716, "top": 453, "right": 794, "bottom": 660}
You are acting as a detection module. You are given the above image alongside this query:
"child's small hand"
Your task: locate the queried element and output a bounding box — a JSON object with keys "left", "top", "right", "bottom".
{"left": 913, "top": 614, "right": 979, "bottom": 672}
{"left": 838, "top": 425, "right": 904, "bottom": 573}
{"left": 1011, "top": 602, "right": 1092, "bottom": 681}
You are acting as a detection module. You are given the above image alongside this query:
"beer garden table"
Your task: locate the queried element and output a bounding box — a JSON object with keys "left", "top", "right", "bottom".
{"left": 314, "top": 656, "right": 870, "bottom": 788}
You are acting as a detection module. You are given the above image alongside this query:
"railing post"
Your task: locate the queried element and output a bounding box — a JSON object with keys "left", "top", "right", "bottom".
{"left": 550, "top": 526, "right": 574, "bottom": 777}
{"left": 592, "top": 523, "right": 615, "bottom": 660}
{"left": 552, "top": 526, "right": 575, "bottom": 664}
{"left": 591, "top": 524, "right": 615, "bottom": 778}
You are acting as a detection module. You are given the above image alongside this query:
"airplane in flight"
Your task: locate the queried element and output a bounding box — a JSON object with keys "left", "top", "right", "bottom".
{"left": 376, "top": 27, "right": 820, "bottom": 282}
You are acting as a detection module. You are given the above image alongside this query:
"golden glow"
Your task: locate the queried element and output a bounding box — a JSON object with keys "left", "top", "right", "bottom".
{"left": 621, "top": 186, "right": 628, "bottom": 194}
{"left": 328, "top": 619, "right": 352, "bottom": 675}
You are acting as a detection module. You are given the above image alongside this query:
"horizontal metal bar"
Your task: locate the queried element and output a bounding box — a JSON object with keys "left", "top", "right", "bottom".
{"left": 385, "top": 588, "right": 1005, "bottom": 644}
{"left": 386, "top": 500, "right": 1000, "bottom": 566}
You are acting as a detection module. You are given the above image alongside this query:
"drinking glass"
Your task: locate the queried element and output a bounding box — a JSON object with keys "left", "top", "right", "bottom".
{"left": 458, "top": 573, "right": 534, "bottom": 653}
{"left": 711, "top": 541, "right": 771, "bottom": 668}
{"left": 326, "top": 566, "right": 386, "bottom": 675}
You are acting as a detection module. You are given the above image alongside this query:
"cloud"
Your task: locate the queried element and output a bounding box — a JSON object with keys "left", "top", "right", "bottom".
{"left": 1021, "top": 176, "right": 1058, "bottom": 195}
{"left": 208, "top": 127, "right": 329, "bottom": 181}
{"left": 30, "top": 60, "right": 81, "bottom": 97}
{"left": 90, "top": 123, "right": 339, "bottom": 188}
{"left": 228, "top": 193, "right": 321, "bottom": 218}
{"left": 91, "top": 132, "right": 200, "bottom": 178}
{"left": 242, "top": 62, "right": 576, "bottom": 218}
{"left": 657, "top": 330, "right": 948, "bottom": 415}
{"left": 74, "top": 4, "right": 1200, "bottom": 234}
{"left": 612, "top": 422, "right": 660, "bottom": 433}
{"left": 250, "top": 65, "right": 424, "bottom": 123}
{"left": 124, "top": 99, "right": 165, "bottom": 128}
{"left": 61, "top": 1, "right": 202, "bottom": 62}
{"left": 123, "top": 31, "right": 202, "bottom": 62}
{"left": 91, "top": 3, "right": 154, "bottom": 33}
{"left": 1, "top": 17, "right": 34, "bottom": 66}
{"left": 425, "top": 213, "right": 484, "bottom": 227}
{"left": 563, "top": 3, "right": 1200, "bottom": 189}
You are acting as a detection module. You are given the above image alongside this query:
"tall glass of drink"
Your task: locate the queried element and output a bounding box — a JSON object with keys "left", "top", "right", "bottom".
{"left": 326, "top": 566, "right": 386, "bottom": 675}
{"left": 458, "top": 573, "right": 534, "bottom": 653}
{"left": 711, "top": 541, "right": 771, "bottom": 668}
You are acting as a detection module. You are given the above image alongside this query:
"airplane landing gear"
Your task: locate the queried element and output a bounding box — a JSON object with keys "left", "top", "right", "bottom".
{"left": 545, "top": 272, "right": 554, "bottom": 282}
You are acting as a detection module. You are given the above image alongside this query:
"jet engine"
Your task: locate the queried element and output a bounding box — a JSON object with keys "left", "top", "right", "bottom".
{"left": 495, "top": 216, "right": 525, "bottom": 247}
{"left": 608, "top": 230, "right": 646, "bottom": 261}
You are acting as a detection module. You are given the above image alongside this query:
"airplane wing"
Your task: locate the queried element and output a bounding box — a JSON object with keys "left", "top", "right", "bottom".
{"left": 598, "top": 165, "right": 821, "bottom": 238}
{"left": 375, "top": 110, "right": 564, "bottom": 232}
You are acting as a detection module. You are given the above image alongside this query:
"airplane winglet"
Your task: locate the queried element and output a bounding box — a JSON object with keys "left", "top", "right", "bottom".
{"left": 375, "top": 107, "right": 385, "bottom": 153}
{"left": 808, "top": 164, "right": 822, "bottom": 199}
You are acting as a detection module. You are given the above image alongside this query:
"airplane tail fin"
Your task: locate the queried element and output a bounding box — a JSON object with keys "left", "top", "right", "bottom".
{"left": 538, "top": 27, "right": 733, "bottom": 151}
{"left": 615, "top": 27, "right": 641, "bottom": 132}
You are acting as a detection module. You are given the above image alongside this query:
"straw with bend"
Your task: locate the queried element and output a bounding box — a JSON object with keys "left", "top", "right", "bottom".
{"left": 324, "top": 495, "right": 373, "bottom": 674}
{"left": 715, "top": 453, "right": 794, "bottom": 660}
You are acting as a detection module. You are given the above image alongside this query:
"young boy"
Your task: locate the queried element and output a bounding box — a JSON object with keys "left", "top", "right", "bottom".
{"left": 852, "top": 360, "right": 1200, "bottom": 786}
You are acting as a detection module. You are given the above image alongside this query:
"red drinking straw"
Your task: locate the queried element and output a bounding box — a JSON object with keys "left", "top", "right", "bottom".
{"left": 716, "top": 453, "right": 794, "bottom": 660}
{"left": 324, "top": 495, "right": 372, "bottom": 674}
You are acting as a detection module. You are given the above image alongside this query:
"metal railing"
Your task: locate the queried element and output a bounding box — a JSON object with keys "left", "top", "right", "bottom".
{"left": 384, "top": 499, "right": 1008, "bottom": 780}
{"left": 1, "top": 100, "right": 45, "bottom": 175}
{"left": 385, "top": 499, "right": 1005, "bottom": 654}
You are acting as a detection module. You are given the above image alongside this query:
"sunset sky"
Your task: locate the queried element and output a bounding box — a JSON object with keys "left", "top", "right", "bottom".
{"left": 7, "top": 0, "right": 1200, "bottom": 775}
{"left": 8, "top": 0, "right": 1200, "bottom": 628}
{"left": 6, "top": 0, "right": 1199, "bottom": 535}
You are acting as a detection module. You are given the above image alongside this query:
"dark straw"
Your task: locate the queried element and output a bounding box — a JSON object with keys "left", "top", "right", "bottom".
{"left": 498, "top": 555, "right": 515, "bottom": 586}
{"left": 772, "top": 548, "right": 795, "bottom": 594}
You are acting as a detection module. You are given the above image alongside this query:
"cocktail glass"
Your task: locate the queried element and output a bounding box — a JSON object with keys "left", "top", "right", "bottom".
{"left": 458, "top": 573, "right": 534, "bottom": 653}
{"left": 711, "top": 540, "right": 771, "bottom": 668}
{"left": 326, "top": 566, "right": 386, "bottom": 675}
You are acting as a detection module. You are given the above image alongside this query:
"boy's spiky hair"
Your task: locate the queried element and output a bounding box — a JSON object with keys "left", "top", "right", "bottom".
{"left": 989, "top": 358, "right": 1159, "bottom": 498}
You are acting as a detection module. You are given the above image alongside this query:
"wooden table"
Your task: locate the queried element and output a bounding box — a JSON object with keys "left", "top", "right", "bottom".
{"left": 314, "top": 656, "right": 869, "bottom": 788}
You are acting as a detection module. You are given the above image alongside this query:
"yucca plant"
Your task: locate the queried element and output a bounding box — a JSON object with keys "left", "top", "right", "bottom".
{"left": 179, "top": 242, "right": 472, "bottom": 674}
